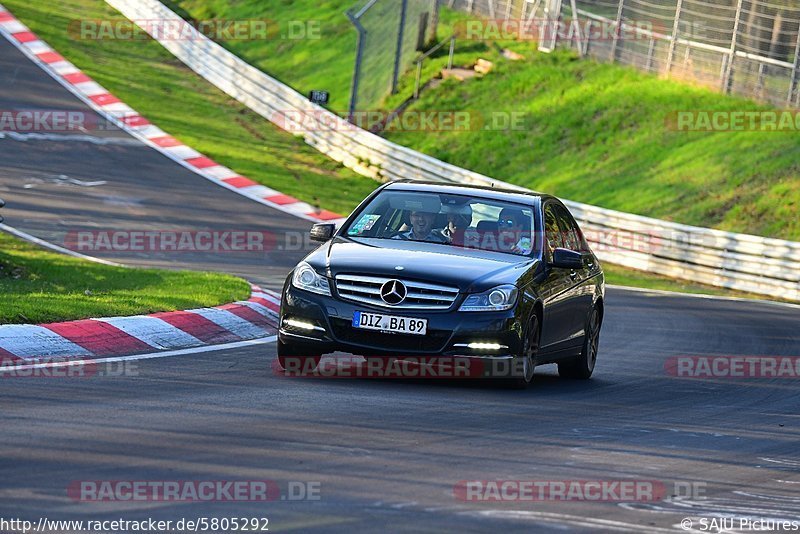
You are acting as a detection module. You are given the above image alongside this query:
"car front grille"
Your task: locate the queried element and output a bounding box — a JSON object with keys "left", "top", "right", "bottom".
{"left": 334, "top": 274, "right": 459, "bottom": 310}
{"left": 329, "top": 318, "right": 451, "bottom": 353}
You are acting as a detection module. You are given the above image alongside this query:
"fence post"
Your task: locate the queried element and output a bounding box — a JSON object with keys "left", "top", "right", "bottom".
{"left": 665, "top": 0, "right": 684, "bottom": 77}
{"left": 414, "top": 60, "right": 423, "bottom": 99}
{"left": 756, "top": 62, "right": 766, "bottom": 96}
{"left": 722, "top": 0, "right": 744, "bottom": 93}
{"left": 788, "top": 27, "right": 800, "bottom": 105}
{"left": 538, "top": 0, "right": 563, "bottom": 52}
{"left": 430, "top": 0, "right": 440, "bottom": 43}
{"left": 448, "top": 35, "right": 456, "bottom": 69}
{"left": 610, "top": 0, "right": 625, "bottom": 62}
{"left": 569, "top": 0, "right": 583, "bottom": 57}
{"left": 347, "top": 10, "right": 367, "bottom": 119}
{"left": 392, "top": 0, "right": 409, "bottom": 94}
{"left": 645, "top": 37, "right": 655, "bottom": 71}
{"left": 523, "top": 0, "right": 542, "bottom": 36}
{"left": 505, "top": 0, "right": 514, "bottom": 19}
{"left": 467, "top": 0, "right": 475, "bottom": 13}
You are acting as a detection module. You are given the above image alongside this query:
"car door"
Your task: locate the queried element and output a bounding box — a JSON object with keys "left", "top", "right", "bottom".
{"left": 538, "top": 202, "right": 579, "bottom": 352}
{"left": 554, "top": 203, "right": 594, "bottom": 345}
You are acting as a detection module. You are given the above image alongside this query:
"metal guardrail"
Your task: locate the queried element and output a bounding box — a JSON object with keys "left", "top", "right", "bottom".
{"left": 106, "top": 0, "right": 800, "bottom": 302}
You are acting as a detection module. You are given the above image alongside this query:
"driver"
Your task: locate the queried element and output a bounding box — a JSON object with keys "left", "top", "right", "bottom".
{"left": 395, "top": 210, "right": 448, "bottom": 243}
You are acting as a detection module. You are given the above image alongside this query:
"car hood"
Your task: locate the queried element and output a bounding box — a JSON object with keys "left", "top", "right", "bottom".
{"left": 305, "top": 237, "right": 538, "bottom": 292}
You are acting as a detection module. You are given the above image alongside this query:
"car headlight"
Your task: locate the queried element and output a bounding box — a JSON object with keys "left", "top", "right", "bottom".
{"left": 291, "top": 262, "right": 331, "bottom": 296}
{"left": 459, "top": 284, "right": 518, "bottom": 312}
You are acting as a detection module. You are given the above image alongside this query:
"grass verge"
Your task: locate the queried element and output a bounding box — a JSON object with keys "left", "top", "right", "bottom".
{"left": 0, "top": 231, "right": 250, "bottom": 324}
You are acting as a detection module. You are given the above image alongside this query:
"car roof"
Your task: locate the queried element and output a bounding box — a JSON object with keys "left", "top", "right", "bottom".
{"left": 383, "top": 180, "right": 551, "bottom": 206}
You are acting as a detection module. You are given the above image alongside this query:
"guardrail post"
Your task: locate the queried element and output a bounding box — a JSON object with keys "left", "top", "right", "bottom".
{"left": 392, "top": 0, "right": 409, "bottom": 94}
{"left": 788, "top": 27, "right": 800, "bottom": 105}
{"left": 665, "top": 0, "right": 684, "bottom": 77}
{"left": 722, "top": 0, "right": 744, "bottom": 93}
{"left": 610, "top": 0, "right": 625, "bottom": 62}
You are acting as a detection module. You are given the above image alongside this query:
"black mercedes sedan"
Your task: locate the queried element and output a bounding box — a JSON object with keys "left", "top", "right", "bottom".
{"left": 278, "top": 181, "right": 604, "bottom": 388}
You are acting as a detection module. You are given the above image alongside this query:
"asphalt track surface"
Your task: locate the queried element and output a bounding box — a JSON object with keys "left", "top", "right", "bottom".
{"left": 2, "top": 34, "right": 800, "bottom": 533}
{"left": 0, "top": 36, "right": 309, "bottom": 291}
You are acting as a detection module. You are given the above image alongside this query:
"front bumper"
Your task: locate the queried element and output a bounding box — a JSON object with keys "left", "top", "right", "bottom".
{"left": 279, "top": 284, "right": 525, "bottom": 358}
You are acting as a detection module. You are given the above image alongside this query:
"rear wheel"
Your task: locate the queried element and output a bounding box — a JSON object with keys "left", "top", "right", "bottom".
{"left": 558, "top": 306, "right": 601, "bottom": 380}
{"left": 503, "top": 314, "right": 540, "bottom": 389}
{"left": 277, "top": 339, "right": 321, "bottom": 374}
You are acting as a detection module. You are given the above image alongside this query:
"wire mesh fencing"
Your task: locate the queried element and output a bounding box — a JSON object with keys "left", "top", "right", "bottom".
{"left": 444, "top": 0, "right": 800, "bottom": 107}
{"left": 348, "top": 0, "right": 439, "bottom": 116}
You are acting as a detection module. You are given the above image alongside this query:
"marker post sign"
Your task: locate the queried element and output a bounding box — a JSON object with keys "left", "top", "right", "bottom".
{"left": 308, "top": 90, "right": 329, "bottom": 106}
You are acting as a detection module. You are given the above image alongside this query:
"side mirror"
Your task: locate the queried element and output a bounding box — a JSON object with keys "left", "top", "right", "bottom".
{"left": 310, "top": 223, "right": 335, "bottom": 242}
{"left": 550, "top": 248, "right": 583, "bottom": 269}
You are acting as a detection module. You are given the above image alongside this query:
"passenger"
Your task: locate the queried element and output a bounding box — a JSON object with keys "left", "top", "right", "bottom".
{"left": 497, "top": 208, "right": 532, "bottom": 254}
{"left": 395, "top": 210, "right": 449, "bottom": 243}
{"left": 441, "top": 205, "right": 473, "bottom": 245}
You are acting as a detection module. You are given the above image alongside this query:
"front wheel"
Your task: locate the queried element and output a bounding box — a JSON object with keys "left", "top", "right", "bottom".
{"left": 558, "top": 306, "right": 601, "bottom": 380}
{"left": 277, "top": 339, "right": 321, "bottom": 374}
{"left": 503, "top": 314, "right": 540, "bottom": 389}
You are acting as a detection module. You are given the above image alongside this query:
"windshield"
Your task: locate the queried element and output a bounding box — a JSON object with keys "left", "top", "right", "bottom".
{"left": 344, "top": 190, "right": 539, "bottom": 257}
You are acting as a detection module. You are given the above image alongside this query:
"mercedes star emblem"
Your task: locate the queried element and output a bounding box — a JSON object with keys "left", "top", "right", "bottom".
{"left": 380, "top": 280, "right": 407, "bottom": 305}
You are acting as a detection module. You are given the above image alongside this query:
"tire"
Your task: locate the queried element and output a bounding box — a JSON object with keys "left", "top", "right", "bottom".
{"left": 558, "top": 305, "right": 601, "bottom": 380}
{"left": 277, "top": 339, "right": 321, "bottom": 374}
{"left": 503, "top": 314, "right": 540, "bottom": 389}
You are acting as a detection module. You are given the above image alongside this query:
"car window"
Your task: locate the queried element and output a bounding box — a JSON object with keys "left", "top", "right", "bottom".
{"left": 554, "top": 204, "right": 589, "bottom": 253}
{"left": 554, "top": 205, "right": 581, "bottom": 252}
{"left": 543, "top": 203, "right": 564, "bottom": 263}
{"left": 345, "top": 190, "right": 538, "bottom": 257}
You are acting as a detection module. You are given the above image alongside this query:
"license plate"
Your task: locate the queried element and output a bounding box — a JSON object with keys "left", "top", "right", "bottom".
{"left": 352, "top": 311, "right": 427, "bottom": 335}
